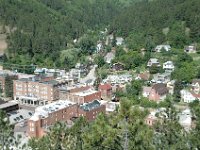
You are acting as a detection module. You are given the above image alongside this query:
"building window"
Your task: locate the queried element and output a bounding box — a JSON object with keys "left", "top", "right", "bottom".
{"left": 30, "top": 127, "right": 35, "bottom": 132}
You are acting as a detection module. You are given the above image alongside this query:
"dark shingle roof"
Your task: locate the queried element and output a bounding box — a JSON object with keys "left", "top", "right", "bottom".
{"left": 80, "top": 100, "right": 101, "bottom": 111}
{"left": 152, "top": 83, "right": 168, "bottom": 95}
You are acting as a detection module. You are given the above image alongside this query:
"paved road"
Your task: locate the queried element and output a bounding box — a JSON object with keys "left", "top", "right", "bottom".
{"left": 80, "top": 65, "right": 97, "bottom": 85}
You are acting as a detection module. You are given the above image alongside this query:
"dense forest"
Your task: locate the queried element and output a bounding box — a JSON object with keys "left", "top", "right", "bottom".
{"left": 0, "top": 0, "right": 200, "bottom": 67}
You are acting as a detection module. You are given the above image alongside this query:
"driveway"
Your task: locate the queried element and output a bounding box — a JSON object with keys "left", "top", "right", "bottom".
{"left": 80, "top": 65, "right": 97, "bottom": 85}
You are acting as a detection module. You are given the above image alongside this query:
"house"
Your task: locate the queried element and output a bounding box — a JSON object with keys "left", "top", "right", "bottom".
{"left": 184, "top": 44, "right": 197, "bottom": 53}
{"left": 148, "top": 83, "right": 169, "bottom": 102}
{"left": 116, "top": 37, "right": 124, "bottom": 46}
{"left": 147, "top": 58, "right": 160, "bottom": 67}
{"left": 163, "top": 61, "right": 175, "bottom": 71}
{"left": 151, "top": 72, "right": 171, "bottom": 84}
{"left": 145, "top": 111, "right": 158, "bottom": 126}
{"left": 111, "top": 63, "right": 125, "bottom": 71}
{"left": 180, "top": 89, "right": 198, "bottom": 103}
{"left": 154, "top": 45, "right": 171, "bottom": 52}
{"left": 98, "top": 83, "right": 112, "bottom": 99}
{"left": 106, "top": 34, "right": 124, "bottom": 46}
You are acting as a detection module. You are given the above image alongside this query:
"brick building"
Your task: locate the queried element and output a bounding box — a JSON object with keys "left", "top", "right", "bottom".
{"left": 59, "top": 85, "right": 90, "bottom": 100}
{"left": 28, "top": 100, "right": 77, "bottom": 138}
{"left": 67, "top": 88, "right": 101, "bottom": 104}
{"left": 13, "top": 77, "right": 66, "bottom": 106}
{"left": 28, "top": 100, "right": 105, "bottom": 138}
{"left": 98, "top": 83, "right": 112, "bottom": 99}
{"left": 77, "top": 100, "right": 106, "bottom": 121}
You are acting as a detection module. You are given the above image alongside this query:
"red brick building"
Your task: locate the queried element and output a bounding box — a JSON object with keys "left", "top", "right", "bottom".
{"left": 67, "top": 88, "right": 101, "bottom": 104}
{"left": 98, "top": 84, "right": 112, "bottom": 99}
{"left": 27, "top": 100, "right": 105, "bottom": 138}
{"left": 77, "top": 100, "right": 106, "bottom": 121}
{"left": 28, "top": 100, "right": 77, "bottom": 138}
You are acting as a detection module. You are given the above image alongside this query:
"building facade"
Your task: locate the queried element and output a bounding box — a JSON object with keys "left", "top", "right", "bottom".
{"left": 13, "top": 78, "right": 61, "bottom": 105}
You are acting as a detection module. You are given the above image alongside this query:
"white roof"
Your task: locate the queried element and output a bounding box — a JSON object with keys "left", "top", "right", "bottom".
{"left": 164, "top": 61, "right": 173, "bottom": 65}
{"left": 74, "top": 89, "right": 98, "bottom": 97}
{"left": 9, "top": 109, "right": 34, "bottom": 124}
{"left": 29, "top": 100, "right": 75, "bottom": 121}
{"left": 149, "top": 58, "right": 159, "bottom": 63}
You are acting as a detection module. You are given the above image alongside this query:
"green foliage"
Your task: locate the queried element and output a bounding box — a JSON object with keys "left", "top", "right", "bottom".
{"left": 112, "top": 0, "right": 200, "bottom": 48}
{"left": 0, "top": 0, "right": 122, "bottom": 67}
{"left": 149, "top": 65, "right": 163, "bottom": 74}
{"left": 114, "top": 50, "right": 144, "bottom": 70}
{"left": 4, "top": 75, "right": 17, "bottom": 98}
{"left": 126, "top": 80, "right": 143, "bottom": 98}
{"left": 0, "top": 110, "right": 19, "bottom": 150}
{"left": 172, "top": 62, "right": 197, "bottom": 83}
{"left": 94, "top": 55, "right": 106, "bottom": 68}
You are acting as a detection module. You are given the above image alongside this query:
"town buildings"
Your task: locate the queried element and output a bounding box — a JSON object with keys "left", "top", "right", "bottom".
{"left": 28, "top": 100, "right": 77, "bottom": 138}
{"left": 13, "top": 77, "right": 64, "bottom": 106}
{"left": 28, "top": 100, "right": 105, "bottom": 138}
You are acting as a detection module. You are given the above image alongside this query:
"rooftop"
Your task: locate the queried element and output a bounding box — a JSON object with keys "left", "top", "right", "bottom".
{"left": 17, "top": 77, "right": 59, "bottom": 86}
{"left": 30, "top": 100, "right": 75, "bottom": 121}
{"left": 74, "top": 89, "right": 98, "bottom": 97}
{"left": 80, "top": 100, "right": 101, "bottom": 111}
{"left": 99, "top": 83, "right": 112, "bottom": 90}
{"left": 8, "top": 109, "right": 34, "bottom": 124}
{"left": 0, "top": 101, "right": 18, "bottom": 109}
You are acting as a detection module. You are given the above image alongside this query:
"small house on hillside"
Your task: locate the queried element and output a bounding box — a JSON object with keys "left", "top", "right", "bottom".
{"left": 111, "top": 63, "right": 125, "bottom": 71}
{"left": 154, "top": 45, "right": 171, "bottom": 52}
{"left": 147, "top": 58, "right": 160, "bottom": 67}
{"left": 149, "top": 83, "right": 169, "bottom": 102}
{"left": 163, "top": 61, "right": 175, "bottom": 71}
{"left": 185, "top": 44, "right": 197, "bottom": 53}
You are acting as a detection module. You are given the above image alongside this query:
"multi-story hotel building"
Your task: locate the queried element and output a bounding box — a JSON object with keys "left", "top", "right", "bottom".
{"left": 13, "top": 77, "right": 62, "bottom": 106}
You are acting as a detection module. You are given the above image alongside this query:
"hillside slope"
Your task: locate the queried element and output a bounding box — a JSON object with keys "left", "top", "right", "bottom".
{"left": 111, "top": 0, "right": 200, "bottom": 49}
